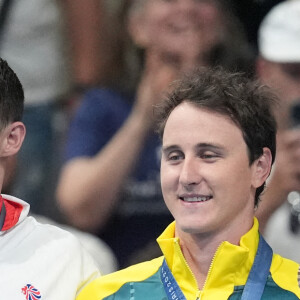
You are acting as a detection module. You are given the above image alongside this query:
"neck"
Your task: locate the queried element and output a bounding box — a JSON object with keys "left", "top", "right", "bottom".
{"left": 179, "top": 234, "right": 219, "bottom": 288}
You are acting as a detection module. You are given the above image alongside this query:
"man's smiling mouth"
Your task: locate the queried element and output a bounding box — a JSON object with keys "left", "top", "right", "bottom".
{"left": 179, "top": 196, "right": 212, "bottom": 202}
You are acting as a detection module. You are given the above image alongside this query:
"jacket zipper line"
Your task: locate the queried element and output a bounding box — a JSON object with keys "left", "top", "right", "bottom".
{"left": 199, "top": 245, "right": 222, "bottom": 299}
{"left": 174, "top": 239, "right": 222, "bottom": 300}
{"left": 174, "top": 239, "right": 200, "bottom": 299}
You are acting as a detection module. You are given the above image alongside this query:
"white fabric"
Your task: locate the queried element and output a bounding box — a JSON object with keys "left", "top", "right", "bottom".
{"left": 258, "top": 0, "right": 300, "bottom": 63}
{"left": 0, "top": 195, "right": 100, "bottom": 299}
{"left": 265, "top": 201, "right": 300, "bottom": 264}
{"left": 33, "top": 214, "right": 118, "bottom": 275}
{"left": 0, "top": 0, "right": 70, "bottom": 105}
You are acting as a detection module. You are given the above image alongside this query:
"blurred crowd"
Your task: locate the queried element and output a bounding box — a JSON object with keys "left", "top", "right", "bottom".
{"left": 1, "top": 0, "right": 299, "bottom": 270}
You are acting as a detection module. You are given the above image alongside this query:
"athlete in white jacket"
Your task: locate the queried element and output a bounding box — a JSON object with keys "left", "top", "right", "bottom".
{"left": 0, "top": 58, "right": 100, "bottom": 299}
{"left": 0, "top": 195, "right": 100, "bottom": 299}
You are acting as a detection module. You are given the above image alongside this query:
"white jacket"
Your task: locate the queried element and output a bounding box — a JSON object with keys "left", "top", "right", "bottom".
{"left": 0, "top": 195, "right": 100, "bottom": 299}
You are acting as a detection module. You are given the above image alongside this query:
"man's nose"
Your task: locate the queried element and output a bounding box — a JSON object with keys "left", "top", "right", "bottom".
{"left": 179, "top": 158, "right": 202, "bottom": 187}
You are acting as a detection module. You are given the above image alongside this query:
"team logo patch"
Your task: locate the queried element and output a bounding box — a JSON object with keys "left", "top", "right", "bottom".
{"left": 22, "top": 284, "right": 42, "bottom": 300}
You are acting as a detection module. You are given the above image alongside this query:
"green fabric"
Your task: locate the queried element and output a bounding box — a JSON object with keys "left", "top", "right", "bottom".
{"left": 103, "top": 271, "right": 166, "bottom": 300}
{"left": 102, "top": 268, "right": 299, "bottom": 300}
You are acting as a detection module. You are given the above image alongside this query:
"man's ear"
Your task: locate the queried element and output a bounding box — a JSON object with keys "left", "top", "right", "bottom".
{"left": 251, "top": 147, "right": 272, "bottom": 188}
{"left": 0, "top": 122, "right": 26, "bottom": 157}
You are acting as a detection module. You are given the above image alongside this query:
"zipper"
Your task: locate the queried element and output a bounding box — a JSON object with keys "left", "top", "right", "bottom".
{"left": 174, "top": 239, "right": 223, "bottom": 300}
{"left": 200, "top": 244, "right": 222, "bottom": 297}
{"left": 174, "top": 239, "right": 199, "bottom": 287}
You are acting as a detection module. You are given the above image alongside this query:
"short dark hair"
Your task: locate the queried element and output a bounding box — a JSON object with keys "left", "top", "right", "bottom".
{"left": 0, "top": 58, "right": 24, "bottom": 129}
{"left": 155, "top": 67, "right": 278, "bottom": 206}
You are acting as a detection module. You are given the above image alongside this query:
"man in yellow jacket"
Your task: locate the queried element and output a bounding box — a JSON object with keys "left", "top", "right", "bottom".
{"left": 77, "top": 68, "right": 300, "bottom": 299}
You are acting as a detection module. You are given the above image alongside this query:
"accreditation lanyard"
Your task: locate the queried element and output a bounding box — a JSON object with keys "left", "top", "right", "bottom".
{"left": 0, "top": 200, "right": 6, "bottom": 230}
{"left": 160, "top": 234, "right": 273, "bottom": 300}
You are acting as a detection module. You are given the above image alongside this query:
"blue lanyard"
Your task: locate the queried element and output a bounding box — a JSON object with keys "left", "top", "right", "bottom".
{"left": 160, "top": 234, "right": 273, "bottom": 300}
{"left": 161, "top": 259, "right": 186, "bottom": 300}
{"left": 240, "top": 234, "right": 273, "bottom": 300}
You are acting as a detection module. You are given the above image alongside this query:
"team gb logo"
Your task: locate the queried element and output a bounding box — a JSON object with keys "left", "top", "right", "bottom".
{"left": 22, "top": 284, "right": 42, "bottom": 300}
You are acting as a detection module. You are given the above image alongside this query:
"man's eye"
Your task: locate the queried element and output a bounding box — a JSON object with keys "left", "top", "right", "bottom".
{"left": 169, "top": 154, "right": 181, "bottom": 160}
{"left": 200, "top": 152, "right": 219, "bottom": 160}
{"left": 167, "top": 151, "right": 183, "bottom": 161}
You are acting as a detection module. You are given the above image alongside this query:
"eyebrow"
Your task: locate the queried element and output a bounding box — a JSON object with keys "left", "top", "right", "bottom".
{"left": 162, "top": 145, "right": 179, "bottom": 153}
{"left": 162, "top": 143, "right": 225, "bottom": 154}
{"left": 195, "top": 143, "right": 225, "bottom": 152}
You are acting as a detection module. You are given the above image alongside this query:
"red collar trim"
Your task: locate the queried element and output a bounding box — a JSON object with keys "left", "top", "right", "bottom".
{"left": 0, "top": 196, "right": 23, "bottom": 231}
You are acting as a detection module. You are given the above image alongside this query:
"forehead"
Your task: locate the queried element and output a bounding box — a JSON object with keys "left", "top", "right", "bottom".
{"left": 162, "top": 102, "right": 245, "bottom": 147}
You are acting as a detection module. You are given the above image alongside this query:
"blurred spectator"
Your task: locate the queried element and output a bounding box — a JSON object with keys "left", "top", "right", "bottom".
{"left": 61, "top": 0, "right": 116, "bottom": 108}
{"left": 255, "top": 0, "right": 300, "bottom": 262}
{"left": 229, "top": 0, "right": 285, "bottom": 50}
{"left": 0, "top": 0, "right": 110, "bottom": 217}
{"left": 56, "top": 0, "right": 254, "bottom": 268}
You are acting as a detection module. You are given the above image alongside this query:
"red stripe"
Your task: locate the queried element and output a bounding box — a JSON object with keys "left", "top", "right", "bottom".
{"left": 1, "top": 196, "right": 23, "bottom": 231}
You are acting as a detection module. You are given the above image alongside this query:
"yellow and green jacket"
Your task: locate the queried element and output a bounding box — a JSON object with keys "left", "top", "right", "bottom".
{"left": 77, "top": 218, "right": 300, "bottom": 300}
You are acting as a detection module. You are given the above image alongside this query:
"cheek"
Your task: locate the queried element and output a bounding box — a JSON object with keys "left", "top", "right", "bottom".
{"left": 211, "top": 159, "right": 251, "bottom": 189}
{"left": 224, "top": 162, "right": 253, "bottom": 193}
{"left": 160, "top": 164, "right": 178, "bottom": 192}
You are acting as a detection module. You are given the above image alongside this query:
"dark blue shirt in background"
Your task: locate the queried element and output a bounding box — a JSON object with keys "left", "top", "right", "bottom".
{"left": 65, "top": 88, "right": 173, "bottom": 267}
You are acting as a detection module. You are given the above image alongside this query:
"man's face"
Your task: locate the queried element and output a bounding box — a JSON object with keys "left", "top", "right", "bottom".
{"left": 138, "top": 0, "right": 222, "bottom": 65}
{"left": 161, "top": 102, "right": 258, "bottom": 237}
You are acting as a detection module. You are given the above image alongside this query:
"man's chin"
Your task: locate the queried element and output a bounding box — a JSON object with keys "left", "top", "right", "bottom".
{"left": 177, "top": 222, "right": 208, "bottom": 235}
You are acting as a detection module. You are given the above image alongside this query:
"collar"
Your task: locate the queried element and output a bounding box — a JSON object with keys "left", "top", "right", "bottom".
{"left": 0, "top": 194, "right": 29, "bottom": 233}
{"left": 157, "top": 218, "right": 260, "bottom": 299}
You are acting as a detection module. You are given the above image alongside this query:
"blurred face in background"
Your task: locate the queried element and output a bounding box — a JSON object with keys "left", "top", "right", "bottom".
{"left": 257, "top": 59, "right": 300, "bottom": 129}
{"left": 129, "top": 0, "right": 224, "bottom": 71}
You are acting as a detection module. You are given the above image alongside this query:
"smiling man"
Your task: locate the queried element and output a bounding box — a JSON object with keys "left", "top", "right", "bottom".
{"left": 77, "top": 68, "right": 300, "bottom": 300}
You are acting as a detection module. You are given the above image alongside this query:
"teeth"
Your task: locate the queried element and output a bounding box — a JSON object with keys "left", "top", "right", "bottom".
{"left": 183, "top": 196, "right": 211, "bottom": 202}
